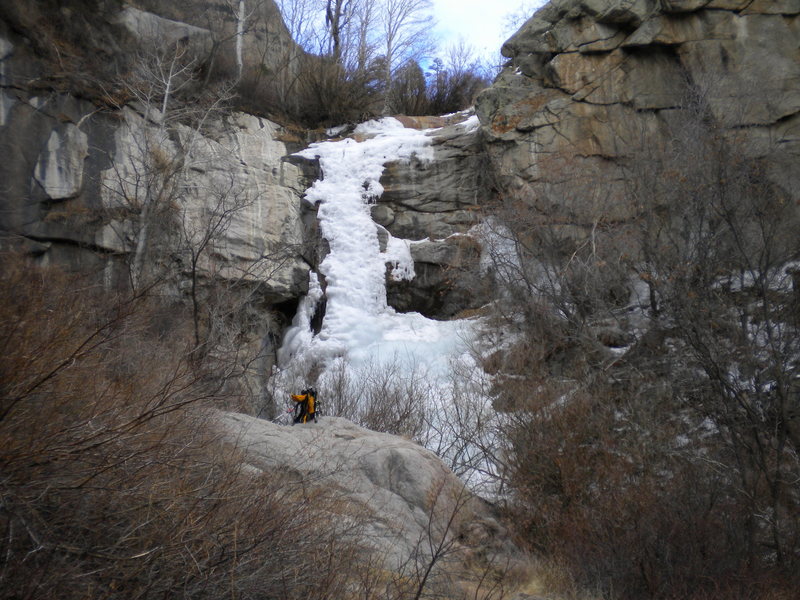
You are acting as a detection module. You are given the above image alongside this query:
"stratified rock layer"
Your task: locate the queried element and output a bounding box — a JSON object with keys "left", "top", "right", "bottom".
{"left": 476, "top": 0, "right": 800, "bottom": 239}
{"left": 0, "top": 89, "right": 310, "bottom": 301}
{"left": 125, "top": 0, "right": 298, "bottom": 78}
{"left": 375, "top": 117, "right": 493, "bottom": 318}
{"left": 376, "top": 118, "right": 490, "bottom": 241}
{"left": 387, "top": 235, "right": 491, "bottom": 319}
{"left": 0, "top": 0, "right": 310, "bottom": 299}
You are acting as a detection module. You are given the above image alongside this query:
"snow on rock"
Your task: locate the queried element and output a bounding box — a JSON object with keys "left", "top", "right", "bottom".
{"left": 383, "top": 234, "right": 415, "bottom": 281}
{"left": 279, "top": 272, "right": 324, "bottom": 359}
{"left": 273, "top": 119, "right": 499, "bottom": 493}
{"left": 279, "top": 118, "right": 474, "bottom": 381}
{"left": 456, "top": 114, "right": 480, "bottom": 134}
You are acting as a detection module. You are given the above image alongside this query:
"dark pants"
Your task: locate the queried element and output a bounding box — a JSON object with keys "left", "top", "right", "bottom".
{"left": 293, "top": 403, "right": 315, "bottom": 424}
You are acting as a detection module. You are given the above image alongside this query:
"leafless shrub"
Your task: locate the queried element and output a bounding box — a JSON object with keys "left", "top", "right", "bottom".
{"left": 483, "top": 76, "right": 800, "bottom": 599}
{"left": 420, "top": 360, "right": 503, "bottom": 492}
{"left": 389, "top": 41, "right": 492, "bottom": 117}
{"left": 386, "top": 477, "right": 521, "bottom": 600}
{"left": 299, "top": 352, "right": 503, "bottom": 501}
{"left": 0, "top": 253, "right": 366, "bottom": 600}
{"left": 316, "top": 356, "right": 432, "bottom": 441}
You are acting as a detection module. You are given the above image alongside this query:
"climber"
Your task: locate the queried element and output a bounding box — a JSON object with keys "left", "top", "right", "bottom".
{"left": 291, "top": 387, "right": 317, "bottom": 424}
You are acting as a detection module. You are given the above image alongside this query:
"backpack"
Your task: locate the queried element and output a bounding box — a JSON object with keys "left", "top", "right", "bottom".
{"left": 292, "top": 387, "right": 319, "bottom": 424}
{"left": 308, "top": 387, "right": 319, "bottom": 419}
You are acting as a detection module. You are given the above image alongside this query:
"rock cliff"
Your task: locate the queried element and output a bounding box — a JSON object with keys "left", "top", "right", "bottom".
{"left": 375, "top": 115, "right": 494, "bottom": 318}
{"left": 376, "top": 116, "right": 490, "bottom": 241}
{"left": 287, "top": 113, "right": 495, "bottom": 320}
{"left": 0, "top": 0, "right": 315, "bottom": 407}
{"left": 0, "top": 0, "right": 309, "bottom": 287}
{"left": 0, "top": 93, "right": 310, "bottom": 295}
{"left": 124, "top": 0, "right": 297, "bottom": 79}
{"left": 476, "top": 0, "right": 800, "bottom": 240}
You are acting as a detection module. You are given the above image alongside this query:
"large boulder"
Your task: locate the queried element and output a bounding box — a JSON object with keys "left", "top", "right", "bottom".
{"left": 218, "top": 412, "right": 524, "bottom": 585}
{"left": 476, "top": 0, "right": 800, "bottom": 241}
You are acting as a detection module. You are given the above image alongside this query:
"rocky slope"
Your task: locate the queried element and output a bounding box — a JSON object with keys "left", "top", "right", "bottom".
{"left": 476, "top": 0, "right": 800, "bottom": 241}
{"left": 219, "top": 412, "right": 526, "bottom": 594}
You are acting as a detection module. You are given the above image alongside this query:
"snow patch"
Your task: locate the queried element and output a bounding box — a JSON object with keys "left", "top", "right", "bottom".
{"left": 383, "top": 234, "right": 415, "bottom": 281}
{"left": 457, "top": 115, "right": 480, "bottom": 133}
{"left": 277, "top": 272, "right": 323, "bottom": 366}
{"left": 326, "top": 124, "right": 348, "bottom": 137}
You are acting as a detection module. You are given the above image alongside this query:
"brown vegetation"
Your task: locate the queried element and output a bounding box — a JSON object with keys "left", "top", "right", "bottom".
{"left": 483, "top": 81, "right": 800, "bottom": 599}
{"left": 0, "top": 254, "right": 370, "bottom": 599}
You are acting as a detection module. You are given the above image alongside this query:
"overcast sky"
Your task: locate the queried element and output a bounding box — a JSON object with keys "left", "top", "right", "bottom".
{"left": 430, "top": 0, "right": 546, "bottom": 58}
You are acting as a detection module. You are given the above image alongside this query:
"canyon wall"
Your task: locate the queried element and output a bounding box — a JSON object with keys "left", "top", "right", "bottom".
{"left": 476, "top": 0, "right": 800, "bottom": 241}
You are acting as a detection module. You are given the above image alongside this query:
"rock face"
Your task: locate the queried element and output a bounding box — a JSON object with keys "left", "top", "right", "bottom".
{"left": 0, "top": 1, "right": 315, "bottom": 406}
{"left": 476, "top": 0, "right": 800, "bottom": 239}
{"left": 0, "top": 0, "right": 308, "bottom": 289}
{"left": 115, "top": 6, "right": 214, "bottom": 62}
{"left": 219, "top": 413, "right": 523, "bottom": 583}
{"left": 375, "top": 117, "right": 491, "bottom": 241}
{"left": 387, "top": 235, "right": 492, "bottom": 319}
{"left": 33, "top": 124, "right": 89, "bottom": 200}
{"left": 126, "top": 0, "right": 298, "bottom": 78}
{"left": 0, "top": 90, "right": 310, "bottom": 302}
{"left": 0, "top": 82, "right": 317, "bottom": 406}
{"left": 97, "top": 106, "right": 311, "bottom": 299}
{"left": 375, "top": 116, "right": 494, "bottom": 318}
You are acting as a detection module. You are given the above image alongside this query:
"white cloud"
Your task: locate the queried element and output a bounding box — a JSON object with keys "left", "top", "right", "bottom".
{"left": 430, "top": 0, "right": 545, "bottom": 57}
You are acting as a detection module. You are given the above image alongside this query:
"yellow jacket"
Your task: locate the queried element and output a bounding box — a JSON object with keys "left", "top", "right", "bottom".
{"left": 291, "top": 393, "right": 315, "bottom": 422}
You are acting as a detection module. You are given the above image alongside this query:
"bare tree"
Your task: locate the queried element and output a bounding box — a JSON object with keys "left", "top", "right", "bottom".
{"left": 0, "top": 252, "right": 377, "bottom": 600}
{"left": 425, "top": 39, "right": 491, "bottom": 114}
{"left": 380, "top": 0, "right": 434, "bottom": 113}
{"left": 115, "top": 42, "right": 205, "bottom": 292}
{"left": 278, "top": 0, "right": 324, "bottom": 51}
{"left": 627, "top": 85, "right": 800, "bottom": 573}
{"left": 325, "top": 0, "right": 352, "bottom": 61}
